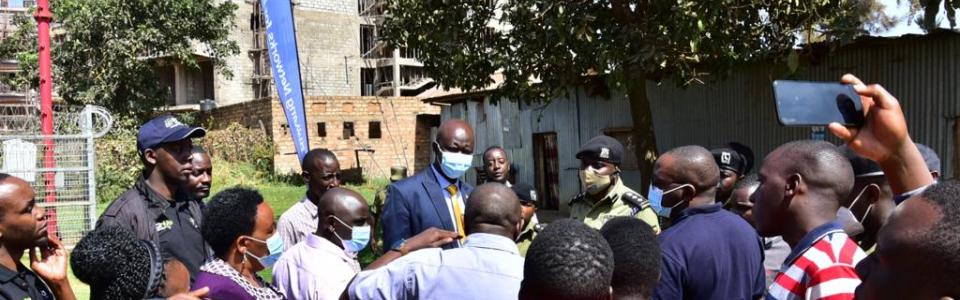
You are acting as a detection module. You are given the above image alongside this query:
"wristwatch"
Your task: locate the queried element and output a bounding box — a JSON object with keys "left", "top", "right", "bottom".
{"left": 391, "top": 239, "right": 409, "bottom": 256}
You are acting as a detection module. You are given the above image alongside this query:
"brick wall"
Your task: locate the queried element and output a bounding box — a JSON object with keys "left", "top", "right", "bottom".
{"left": 296, "top": 0, "right": 358, "bottom": 15}
{"left": 267, "top": 96, "right": 439, "bottom": 178}
{"left": 203, "top": 98, "right": 274, "bottom": 138}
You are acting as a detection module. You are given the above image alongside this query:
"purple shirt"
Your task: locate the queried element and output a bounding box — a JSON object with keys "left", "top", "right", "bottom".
{"left": 347, "top": 233, "right": 524, "bottom": 300}
{"left": 273, "top": 234, "right": 361, "bottom": 300}
{"left": 193, "top": 272, "right": 256, "bottom": 300}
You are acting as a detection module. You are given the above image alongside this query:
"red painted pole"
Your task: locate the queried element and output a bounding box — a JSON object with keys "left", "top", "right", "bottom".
{"left": 35, "top": 0, "right": 58, "bottom": 238}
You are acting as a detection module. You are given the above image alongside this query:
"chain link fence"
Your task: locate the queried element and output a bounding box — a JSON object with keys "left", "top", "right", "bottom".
{"left": 0, "top": 103, "right": 113, "bottom": 246}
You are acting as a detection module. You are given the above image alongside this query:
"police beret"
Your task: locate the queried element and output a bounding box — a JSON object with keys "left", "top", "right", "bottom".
{"left": 710, "top": 142, "right": 754, "bottom": 175}
{"left": 512, "top": 183, "right": 538, "bottom": 204}
{"left": 576, "top": 135, "right": 624, "bottom": 165}
{"left": 839, "top": 145, "right": 883, "bottom": 178}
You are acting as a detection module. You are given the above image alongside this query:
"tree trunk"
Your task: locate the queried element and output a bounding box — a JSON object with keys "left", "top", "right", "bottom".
{"left": 624, "top": 74, "right": 658, "bottom": 196}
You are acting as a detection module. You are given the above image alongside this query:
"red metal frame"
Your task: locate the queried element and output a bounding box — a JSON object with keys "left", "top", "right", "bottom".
{"left": 35, "top": 0, "right": 58, "bottom": 237}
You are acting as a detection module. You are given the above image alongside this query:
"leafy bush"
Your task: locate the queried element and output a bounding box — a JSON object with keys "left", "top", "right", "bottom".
{"left": 199, "top": 122, "right": 275, "bottom": 179}
{"left": 95, "top": 122, "right": 276, "bottom": 203}
{"left": 95, "top": 129, "right": 140, "bottom": 203}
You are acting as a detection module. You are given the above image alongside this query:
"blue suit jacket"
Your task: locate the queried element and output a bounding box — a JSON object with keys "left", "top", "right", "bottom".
{"left": 382, "top": 166, "right": 474, "bottom": 250}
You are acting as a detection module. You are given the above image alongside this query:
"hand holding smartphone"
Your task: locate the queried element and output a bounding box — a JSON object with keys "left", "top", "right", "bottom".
{"left": 772, "top": 80, "right": 866, "bottom": 127}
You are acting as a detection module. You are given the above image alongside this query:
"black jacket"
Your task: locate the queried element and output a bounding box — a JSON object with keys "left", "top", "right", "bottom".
{"left": 95, "top": 178, "right": 203, "bottom": 243}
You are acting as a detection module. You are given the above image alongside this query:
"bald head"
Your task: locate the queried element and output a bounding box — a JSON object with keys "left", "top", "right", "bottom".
{"left": 768, "top": 140, "right": 853, "bottom": 204}
{"left": 437, "top": 119, "right": 474, "bottom": 145}
{"left": 465, "top": 183, "right": 522, "bottom": 238}
{"left": 657, "top": 145, "right": 721, "bottom": 192}
{"left": 434, "top": 119, "right": 475, "bottom": 155}
{"left": 318, "top": 187, "right": 368, "bottom": 218}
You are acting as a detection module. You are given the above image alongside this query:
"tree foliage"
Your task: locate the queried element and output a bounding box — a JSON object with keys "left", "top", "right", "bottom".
{"left": 0, "top": 0, "right": 239, "bottom": 122}
{"left": 382, "top": 0, "right": 884, "bottom": 188}
{"left": 383, "top": 0, "right": 882, "bottom": 103}
{"left": 906, "top": 0, "right": 960, "bottom": 31}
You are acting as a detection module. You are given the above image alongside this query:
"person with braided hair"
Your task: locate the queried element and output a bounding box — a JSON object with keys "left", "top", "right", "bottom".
{"left": 71, "top": 225, "right": 208, "bottom": 299}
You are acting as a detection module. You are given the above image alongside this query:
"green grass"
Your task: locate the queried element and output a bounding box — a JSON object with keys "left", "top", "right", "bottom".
{"left": 70, "top": 159, "right": 388, "bottom": 296}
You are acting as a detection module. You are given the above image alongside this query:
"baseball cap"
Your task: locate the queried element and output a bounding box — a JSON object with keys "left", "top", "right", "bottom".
{"left": 576, "top": 135, "right": 624, "bottom": 165}
{"left": 512, "top": 183, "right": 538, "bottom": 205}
{"left": 137, "top": 115, "right": 206, "bottom": 154}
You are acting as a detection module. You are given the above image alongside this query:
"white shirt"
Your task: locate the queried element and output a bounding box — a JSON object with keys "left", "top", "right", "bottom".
{"left": 272, "top": 234, "right": 361, "bottom": 300}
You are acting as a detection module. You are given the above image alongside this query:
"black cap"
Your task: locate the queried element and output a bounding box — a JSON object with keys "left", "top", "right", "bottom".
{"left": 512, "top": 183, "right": 538, "bottom": 205}
{"left": 576, "top": 135, "right": 624, "bottom": 165}
{"left": 839, "top": 146, "right": 883, "bottom": 178}
{"left": 915, "top": 143, "right": 941, "bottom": 174}
{"left": 710, "top": 142, "right": 754, "bottom": 175}
{"left": 137, "top": 115, "right": 206, "bottom": 154}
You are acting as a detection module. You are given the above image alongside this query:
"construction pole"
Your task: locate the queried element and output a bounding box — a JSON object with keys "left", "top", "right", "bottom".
{"left": 35, "top": 0, "right": 58, "bottom": 238}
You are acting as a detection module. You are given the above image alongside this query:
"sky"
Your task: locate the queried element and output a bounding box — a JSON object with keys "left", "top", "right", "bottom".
{"left": 877, "top": 0, "right": 953, "bottom": 37}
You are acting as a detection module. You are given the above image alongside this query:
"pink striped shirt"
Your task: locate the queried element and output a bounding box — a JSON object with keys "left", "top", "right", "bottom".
{"left": 767, "top": 222, "right": 866, "bottom": 300}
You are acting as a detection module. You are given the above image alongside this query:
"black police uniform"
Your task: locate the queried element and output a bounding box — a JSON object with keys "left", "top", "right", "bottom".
{"left": 0, "top": 263, "right": 53, "bottom": 300}
{"left": 97, "top": 179, "right": 206, "bottom": 276}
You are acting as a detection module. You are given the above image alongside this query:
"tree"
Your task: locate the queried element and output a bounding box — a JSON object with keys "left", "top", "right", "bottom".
{"left": 0, "top": 0, "right": 239, "bottom": 122}
{"left": 383, "top": 0, "right": 886, "bottom": 190}
{"left": 907, "top": 0, "right": 959, "bottom": 30}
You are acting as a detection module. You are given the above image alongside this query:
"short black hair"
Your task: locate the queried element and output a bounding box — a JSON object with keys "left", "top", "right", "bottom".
{"left": 662, "top": 145, "right": 721, "bottom": 192}
{"left": 600, "top": 217, "right": 661, "bottom": 299}
{"left": 521, "top": 219, "right": 613, "bottom": 300}
{"left": 72, "top": 226, "right": 160, "bottom": 299}
{"left": 483, "top": 146, "right": 505, "bottom": 157}
{"left": 190, "top": 145, "right": 207, "bottom": 155}
{"left": 202, "top": 187, "right": 264, "bottom": 257}
{"left": 916, "top": 180, "right": 960, "bottom": 294}
{"left": 772, "top": 140, "right": 853, "bottom": 207}
{"left": 301, "top": 148, "right": 337, "bottom": 173}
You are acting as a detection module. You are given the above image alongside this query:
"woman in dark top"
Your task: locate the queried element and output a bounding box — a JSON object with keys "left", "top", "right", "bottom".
{"left": 194, "top": 187, "right": 284, "bottom": 300}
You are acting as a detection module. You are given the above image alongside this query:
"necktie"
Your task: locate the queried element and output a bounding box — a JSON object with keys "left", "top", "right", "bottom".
{"left": 446, "top": 184, "right": 466, "bottom": 241}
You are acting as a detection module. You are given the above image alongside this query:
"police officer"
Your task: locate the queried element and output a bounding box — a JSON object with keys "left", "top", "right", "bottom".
{"left": 711, "top": 142, "right": 754, "bottom": 204}
{"left": 513, "top": 183, "right": 543, "bottom": 256}
{"left": 569, "top": 135, "right": 660, "bottom": 233}
{"left": 96, "top": 115, "right": 207, "bottom": 277}
{"left": 371, "top": 166, "right": 408, "bottom": 253}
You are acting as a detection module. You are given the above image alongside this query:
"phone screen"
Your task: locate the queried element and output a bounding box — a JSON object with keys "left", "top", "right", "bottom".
{"left": 772, "top": 80, "right": 865, "bottom": 127}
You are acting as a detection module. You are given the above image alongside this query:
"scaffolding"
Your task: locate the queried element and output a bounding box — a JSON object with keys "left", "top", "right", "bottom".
{"left": 250, "top": 0, "right": 273, "bottom": 101}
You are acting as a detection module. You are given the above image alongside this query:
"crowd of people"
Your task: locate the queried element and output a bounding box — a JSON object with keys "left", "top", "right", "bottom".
{"left": 0, "top": 73, "right": 957, "bottom": 300}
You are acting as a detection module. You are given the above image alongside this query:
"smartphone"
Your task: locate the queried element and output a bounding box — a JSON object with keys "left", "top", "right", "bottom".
{"left": 772, "top": 80, "right": 865, "bottom": 126}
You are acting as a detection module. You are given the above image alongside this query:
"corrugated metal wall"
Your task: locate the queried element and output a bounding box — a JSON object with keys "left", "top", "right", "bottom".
{"left": 647, "top": 34, "right": 959, "bottom": 179}
{"left": 439, "top": 87, "right": 640, "bottom": 215}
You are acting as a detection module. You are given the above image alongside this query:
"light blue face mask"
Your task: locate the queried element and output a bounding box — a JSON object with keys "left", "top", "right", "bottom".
{"left": 648, "top": 184, "right": 693, "bottom": 218}
{"left": 245, "top": 233, "right": 284, "bottom": 268}
{"left": 436, "top": 142, "right": 473, "bottom": 179}
{"left": 332, "top": 216, "right": 371, "bottom": 254}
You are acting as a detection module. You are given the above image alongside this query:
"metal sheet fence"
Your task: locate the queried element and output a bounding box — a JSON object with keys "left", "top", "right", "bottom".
{"left": 0, "top": 104, "right": 113, "bottom": 246}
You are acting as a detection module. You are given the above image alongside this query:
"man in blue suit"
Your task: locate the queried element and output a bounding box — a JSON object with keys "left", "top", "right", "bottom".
{"left": 383, "top": 119, "right": 476, "bottom": 250}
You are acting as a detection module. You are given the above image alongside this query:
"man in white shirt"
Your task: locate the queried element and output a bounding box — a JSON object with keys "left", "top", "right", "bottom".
{"left": 273, "top": 188, "right": 368, "bottom": 300}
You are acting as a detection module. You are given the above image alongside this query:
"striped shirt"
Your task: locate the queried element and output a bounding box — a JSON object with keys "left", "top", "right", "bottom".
{"left": 277, "top": 196, "right": 318, "bottom": 251}
{"left": 767, "top": 221, "right": 866, "bottom": 300}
